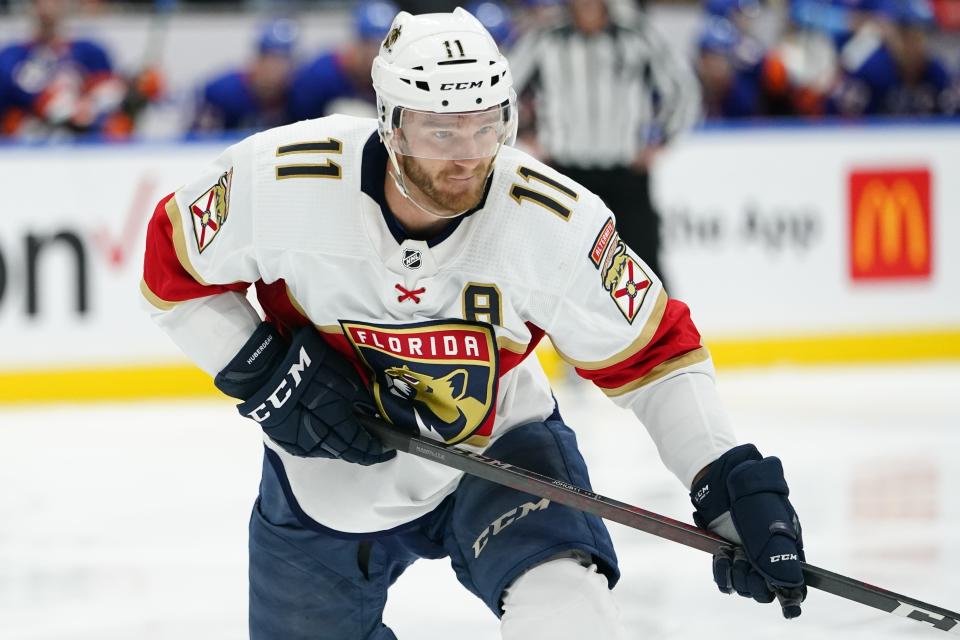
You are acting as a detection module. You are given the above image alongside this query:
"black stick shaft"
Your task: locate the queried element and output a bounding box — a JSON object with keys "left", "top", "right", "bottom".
{"left": 358, "top": 415, "right": 960, "bottom": 635}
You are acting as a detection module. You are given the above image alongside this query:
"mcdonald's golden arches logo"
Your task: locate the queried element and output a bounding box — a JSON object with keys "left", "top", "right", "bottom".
{"left": 849, "top": 169, "right": 932, "bottom": 281}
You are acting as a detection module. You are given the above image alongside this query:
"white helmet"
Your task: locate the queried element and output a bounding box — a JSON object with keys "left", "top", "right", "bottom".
{"left": 371, "top": 8, "right": 518, "bottom": 216}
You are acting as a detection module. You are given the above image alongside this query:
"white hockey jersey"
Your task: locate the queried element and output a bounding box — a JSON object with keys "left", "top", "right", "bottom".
{"left": 142, "top": 114, "right": 735, "bottom": 535}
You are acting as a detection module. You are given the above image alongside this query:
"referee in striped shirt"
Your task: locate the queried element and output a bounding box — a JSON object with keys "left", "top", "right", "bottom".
{"left": 509, "top": 0, "right": 701, "bottom": 282}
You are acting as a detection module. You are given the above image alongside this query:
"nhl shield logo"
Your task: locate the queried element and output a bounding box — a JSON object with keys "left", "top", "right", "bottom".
{"left": 342, "top": 319, "right": 499, "bottom": 445}
{"left": 189, "top": 169, "right": 232, "bottom": 253}
{"left": 402, "top": 248, "right": 422, "bottom": 270}
{"left": 601, "top": 241, "right": 651, "bottom": 323}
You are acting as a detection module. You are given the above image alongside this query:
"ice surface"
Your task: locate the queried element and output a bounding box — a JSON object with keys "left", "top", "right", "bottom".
{"left": 2, "top": 364, "right": 958, "bottom": 639}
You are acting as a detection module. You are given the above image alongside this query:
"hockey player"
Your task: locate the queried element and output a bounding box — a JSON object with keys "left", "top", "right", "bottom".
{"left": 141, "top": 8, "right": 806, "bottom": 639}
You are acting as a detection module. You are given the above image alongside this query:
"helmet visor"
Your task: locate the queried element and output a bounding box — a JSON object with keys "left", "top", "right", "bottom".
{"left": 393, "top": 103, "right": 514, "bottom": 160}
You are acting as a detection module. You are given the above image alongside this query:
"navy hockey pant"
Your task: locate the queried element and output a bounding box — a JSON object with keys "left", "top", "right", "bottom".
{"left": 248, "top": 414, "right": 619, "bottom": 640}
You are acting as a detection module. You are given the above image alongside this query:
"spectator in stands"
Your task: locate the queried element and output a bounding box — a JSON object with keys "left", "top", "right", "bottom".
{"left": 697, "top": 1, "right": 796, "bottom": 118}
{"left": 0, "top": 0, "right": 132, "bottom": 139}
{"left": 789, "top": 0, "right": 895, "bottom": 47}
{"left": 770, "top": 0, "right": 866, "bottom": 116}
{"left": 817, "top": 0, "right": 901, "bottom": 116}
{"left": 287, "top": 0, "right": 398, "bottom": 121}
{"left": 884, "top": 0, "right": 959, "bottom": 115}
{"left": 705, "top": 0, "right": 762, "bottom": 38}
{"left": 191, "top": 19, "right": 299, "bottom": 134}
{"left": 820, "top": 0, "right": 955, "bottom": 116}
{"left": 697, "top": 17, "right": 759, "bottom": 118}
{"left": 780, "top": 0, "right": 900, "bottom": 117}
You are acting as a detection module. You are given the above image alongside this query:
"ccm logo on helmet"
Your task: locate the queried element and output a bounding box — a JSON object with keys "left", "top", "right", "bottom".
{"left": 246, "top": 346, "right": 312, "bottom": 422}
{"left": 440, "top": 81, "right": 484, "bottom": 90}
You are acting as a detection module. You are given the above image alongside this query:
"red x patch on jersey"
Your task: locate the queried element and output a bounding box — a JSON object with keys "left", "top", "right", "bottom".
{"left": 190, "top": 169, "right": 232, "bottom": 253}
{"left": 601, "top": 240, "right": 651, "bottom": 324}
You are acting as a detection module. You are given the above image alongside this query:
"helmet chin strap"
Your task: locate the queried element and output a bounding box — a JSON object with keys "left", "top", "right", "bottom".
{"left": 385, "top": 143, "right": 498, "bottom": 220}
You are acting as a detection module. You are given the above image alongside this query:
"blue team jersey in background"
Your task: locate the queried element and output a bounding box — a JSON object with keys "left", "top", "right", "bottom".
{"left": 288, "top": 52, "right": 372, "bottom": 122}
{"left": 194, "top": 70, "right": 294, "bottom": 133}
{"left": 0, "top": 39, "right": 113, "bottom": 115}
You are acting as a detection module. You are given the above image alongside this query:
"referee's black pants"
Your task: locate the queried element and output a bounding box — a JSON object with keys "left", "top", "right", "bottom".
{"left": 552, "top": 163, "right": 666, "bottom": 288}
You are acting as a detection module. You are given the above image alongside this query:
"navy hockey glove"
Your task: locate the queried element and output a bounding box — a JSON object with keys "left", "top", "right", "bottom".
{"left": 691, "top": 444, "right": 806, "bottom": 618}
{"left": 214, "top": 322, "right": 395, "bottom": 466}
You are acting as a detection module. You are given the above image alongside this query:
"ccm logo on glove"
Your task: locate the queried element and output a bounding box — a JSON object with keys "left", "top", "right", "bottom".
{"left": 770, "top": 554, "right": 799, "bottom": 563}
{"left": 246, "top": 346, "right": 311, "bottom": 422}
{"left": 214, "top": 322, "right": 394, "bottom": 465}
{"left": 690, "top": 443, "right": 806, "bottom": 619}
{"left": 692, "top": 484, "right": 710, "bottom": 503}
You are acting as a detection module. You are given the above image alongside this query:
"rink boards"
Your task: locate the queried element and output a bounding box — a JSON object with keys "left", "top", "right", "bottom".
{"left": 1, "top": 124, "right": 958, "bottom": 401}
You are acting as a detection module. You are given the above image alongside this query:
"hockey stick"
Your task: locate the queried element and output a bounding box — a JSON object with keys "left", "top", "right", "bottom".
{"left": 357, "top": 414, "right": 960, "bottom": 635}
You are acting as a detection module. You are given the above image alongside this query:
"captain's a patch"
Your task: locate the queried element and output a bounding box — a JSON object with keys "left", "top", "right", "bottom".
{"left": 189, "top": 168, "right": 232, "bottom": 253}
{"left": 601, "top": 240, "right": 651, "bottom": 324}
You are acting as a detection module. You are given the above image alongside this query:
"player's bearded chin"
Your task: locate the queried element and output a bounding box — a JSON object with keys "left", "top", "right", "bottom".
{"left": 398, "top": 153, "right": 492, "bottom": 214}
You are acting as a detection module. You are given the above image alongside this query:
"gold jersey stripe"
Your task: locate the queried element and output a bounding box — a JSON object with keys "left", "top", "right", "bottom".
{"left": 284, "top": 284, "right": 310, "bottom": 320}
{"left": 599, "top": 347, "right": 710, "bottom": 398}
{"left": 139, "top": 278, "right": 179, "bottom": 311}
{"left": 497, "top": 335, "right": 529, "bottom": 354}
{"left": 553, "top": 289, "right": 668, "bottom": 371}
{"left": 317, "top": 323, "right": 344, "bottom": 335}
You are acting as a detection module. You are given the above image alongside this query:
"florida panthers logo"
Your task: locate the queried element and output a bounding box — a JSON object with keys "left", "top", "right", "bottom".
{"left": 342, "top": 320, "right": 499, "bottom": 445}
{"left": 384, "top": 366, "right": 489, "bottom": 434}
{"left": 383, "top": 25, "right": 402, "bottom": 52}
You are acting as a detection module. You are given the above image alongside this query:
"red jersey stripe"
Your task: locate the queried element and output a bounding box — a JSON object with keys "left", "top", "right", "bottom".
{"left": 575, "top": 298, "right": 704, "bottom": 391}
{"left": 142, "top": 193, "right": 248, "bottom": 304}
